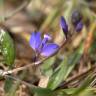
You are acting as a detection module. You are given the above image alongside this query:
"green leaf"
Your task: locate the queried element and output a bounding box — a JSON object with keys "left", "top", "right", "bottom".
{"left": 61, "top": 88, "right": 78, "bottom": 95}
{"left": 4, "top": 71, "right": 26, "bottom": 96}
{"left": 42, "top": 57, "right": 56, "bottom": 70}
{"left": 47, "top": 43, "right": 84, "bottom": 90}
{"left": 0, "top": 29, "right": 15, "bottom": 66}
{"left": 30, "top": 87, "right": 54, "bottom": 96}
{"left": 58, "top": 88, "right": 96, "bottom": 96}
{"left": 47, "top": 57, "right": 68, "bottom": 90}
{"left": 79, "top": 90, "right": 96, "bottom": 96}
{"left": 41, "top": 57, "right": 56, "bottom": 76}
{"left": 55, "top": 89, "right": 70, "bottom": 96}
{"left": 4, "top": 77, "right": 14, "bottom": 93}
{"left": 63, "top": 43, "right": 84, "bottom": 79}
{"left": 72, "top": 75, "right": 93, "bottom": 96}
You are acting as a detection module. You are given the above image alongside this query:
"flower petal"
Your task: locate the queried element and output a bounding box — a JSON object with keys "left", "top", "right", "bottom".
{"left": 60, "top": 16, "right": 68, "bottom": 38}
{"left": 44, "top": 34, "right": 52, "bottom": 41}
{"left": 75, "top": 21, "right": 83, "bottom": 32}
{"left": 29, "top": 32, "right": 41, "bottom": 51}
{"left": 41, "top": 43, "right": 59, "bottom": 57}
{"left": 71, "top": 10, "right": 82, "bottom": 26}
{"left": 42, "top": 34, "right": 52, "bottom": 46}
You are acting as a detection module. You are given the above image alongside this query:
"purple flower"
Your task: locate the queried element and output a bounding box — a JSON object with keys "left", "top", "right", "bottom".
{"left": 71, "top": 10, "right": 83, "bottom": 32}
{"left": 30, "top": 32, "right": 59, "bottom": 57}
{"left": 75, "top": 21, "right": 83, "bottom": 32}
{"left": 60, "top": 16, "right": 68, "bottom": 38}
{"left": 71, "top": 10, "right": 82, "bottom": 26}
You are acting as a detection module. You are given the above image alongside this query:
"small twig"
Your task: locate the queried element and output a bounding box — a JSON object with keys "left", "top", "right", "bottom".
{"left": 4, "top": 60, "right": 41, "bottom": 75}
{"left": 5, "top": 0, "right": 31, "bottom": 20}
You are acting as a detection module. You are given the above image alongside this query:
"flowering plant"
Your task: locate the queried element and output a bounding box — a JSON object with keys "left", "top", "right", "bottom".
{"left": 29, "top": 32, "right": 59, "bottom": 58}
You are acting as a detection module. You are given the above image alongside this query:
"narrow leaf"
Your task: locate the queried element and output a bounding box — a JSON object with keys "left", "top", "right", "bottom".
{"left": 47, "top": 43, "right": 84, "bottom": 90}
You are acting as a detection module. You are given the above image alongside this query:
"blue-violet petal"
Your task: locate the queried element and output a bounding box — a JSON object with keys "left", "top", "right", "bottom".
{"left": 60, "top": 16, "right": 68, "bottom": 37}
{"left": 41, "top": 43, "right": 59, "bottom": 57}
{"left": 75, "top": 21, "right": 83, "bottom": 32}
{"left": 71, "top": 10, "right": 82, "bottom": 26}
{"left": 42, "top": 34, "right": 51, "bottom": 46}
{"left": 29, "top": 32, "right": 41, "bottom": 51}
